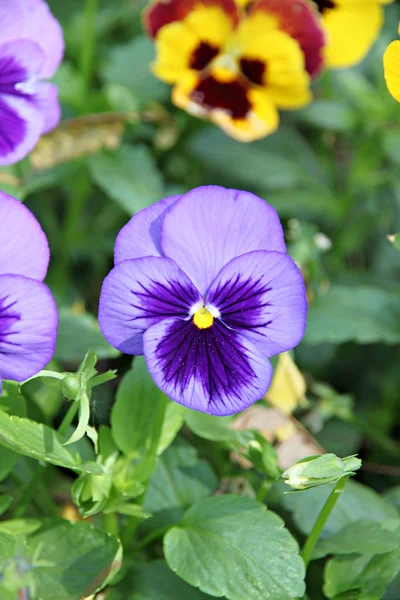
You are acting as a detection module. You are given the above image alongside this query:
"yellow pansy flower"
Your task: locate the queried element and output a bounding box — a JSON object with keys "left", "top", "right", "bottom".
{"left": 314, "top": 0, "right": 394, "bottom": 68}
{"left": 384, "top": 23, "right": 400, "bottom": 102}
{"left": 144, "top": 0, "right": 324, "bottom": 142}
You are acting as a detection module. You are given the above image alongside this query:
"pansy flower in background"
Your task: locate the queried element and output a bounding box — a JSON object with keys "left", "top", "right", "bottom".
{"left": 314, "top": 0, "right": 394, "bottom": 68}
{"left": 0, "top": 0, "right": 64, "bottom": 165}
{"left": 384, "top": 23, "right": 400, "bottom": 102}
{"left": 144, "top": 0, "right": 325, "bottom": 141}
{"left": 0, "top": 192, "right": 58, "bottom": 391}
{"left": 99, "top": 186, "right": 307, "bottom": 416}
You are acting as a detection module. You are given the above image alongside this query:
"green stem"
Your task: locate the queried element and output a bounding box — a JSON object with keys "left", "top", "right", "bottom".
{"left": 256, "top": 479, "right": 272, "bottom": 503}
{"left": 80, "top": 0, "right": 98, "bottom": 107}
{"left": 58, "top": 401, "right": 79, "bottom": 437}
{"left": 103, "top": 512, "right": 119, "bottom": 536}
{"left": 301, "top": 476, "right": 349, "bottom": 569}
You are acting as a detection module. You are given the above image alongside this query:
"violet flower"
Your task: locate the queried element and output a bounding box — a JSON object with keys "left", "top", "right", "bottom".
{"left": 0, "top": 0, "right": 64, "bottom": 165}
{"left": 0, "top": 192, "right": 58, "bottom": 391}
{"left": 99, "top": 186, "right": 307, "bottom": 416}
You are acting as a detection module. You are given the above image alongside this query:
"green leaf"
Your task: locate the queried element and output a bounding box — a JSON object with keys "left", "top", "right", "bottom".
{"left": 157, "top": 402, "right": 186, "bottom": 455}
{"left": 0, "top": 384, "right": 26, "bottom": 482}
{"left": 64, "top": 393, "right": 90, "bottom": 446}
{"left": 281, "top": 480, "right": 398, "bottom": 538}
{"left": 185, "top": 410, "right": 255, "bottom": 449}
{"left": 143, "top": 439, "right": 218, "bottom": 528}
{"left": 0, "top": 495, "right": 12, "bottom": 517}
{"left": 296, "top": 100, "right": 358, "bottom": 132}
{"left": 106, "top": 560, "right": 212, "bottom": 600}
{"left": 101, "top": 36, "right": 169, "bottom": 107}
{"left": 111, "top": 358, "right": 169, "bottom": 457}
{"left": 314, "top": 520, "right": 400, "bottom": 559}
{"left": 324, "top": 550, "right": 400, "bottom": 600}
{"left": 188, "top": 128, "right": 302, "bottom": 190}
{"left": 89, "top": 145, "right": 164, "bottom": 215}
{"left": 0, "top": 410, "right": 100, "bottom": 474}
{"left": 55, "top": 308, "right": 119, "bottom": 362}
{"left": 0, "top": 519, "right": 42, "bottom": 536}
{"left": 26, "top": 519, "right": 121, "bottom": 600}
{"left": 0, "top": 531, "right": 17, "bottom": 565}
{"left": 164, "top": 495, "right": 305, "bottom": 600}
{"left": 384, "top": 487, "right": 400, "bottom": 513}
{"left": 304, "top": 285, "right": 400, "bottom": 344}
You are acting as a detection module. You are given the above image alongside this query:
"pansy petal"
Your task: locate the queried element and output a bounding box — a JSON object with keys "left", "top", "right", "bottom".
{"left": 0, "top": 0, "right": 63, "bottom": 79}
{"left": 0, "top": 191, "right": 49, "bottom": 280}
{"left": 32, "top": 82, "right": 61, "bottom": 133}
{"left": 384, "top": 40, "right": 400, "bottom": 103}
{"left": 98, "top": 256, "right": 201, "bottom": 355}
{"left": 114, "top": 195, "right": 179, "bottom": 264}
{"left": 0, "top": 274, "right": 57, "bottom": 382}
{"left": 207, "top": 250, "right": 307, "bottom": 357}
{"left": 249, "top": 0, "right": 325, "bottom": 77}
{"left": 0, "top": 39, "right": 44, "bottom": 87}
{"left": 144, "top": 0, "right": 239, "bottom": 38}
{"left": 0, "top": 94, "right": 44, "bottom": 166}
{"left": 144, "top": 317, "right": 273, "bottom": 415}
{"left": 160, "top": 186, "right": 286, "bottom": 294}
{"left": 320, "top": 1, "right": 382, "bottom": 68}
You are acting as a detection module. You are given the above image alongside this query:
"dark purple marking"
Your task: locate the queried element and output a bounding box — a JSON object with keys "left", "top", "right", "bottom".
{"left": 0, "top": 55, "right": 28, "bottom": 96}
{"left": 128, "top": 278, "right": 198, "bottom": 323}
{"left": 190, "top": 42, "right": 220, "bottom": 71}
{"left": 208, "top": 274, "right": 273, "bottom": 332}
{"left": 240, "top": 58, "right": 265, "bottom": 85}
{"left": 0, "top": 296, "right": 21, "bottom": 347}
{"left": 191, "top": 76, "right": 251, "bottom": 119}
{"left": 314, "top": 0, "right": 336, "bottom": 12}
{"left": 0, "top": 97, "right": 27, "bottom": 156}
{"left": 155, "top": 319, "right": 255, "bottom": 409}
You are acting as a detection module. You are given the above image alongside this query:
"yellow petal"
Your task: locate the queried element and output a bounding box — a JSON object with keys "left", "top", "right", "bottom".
{"left": 384, "top": 40, "right": 400, "bottom": 102}
{"left": 153, "top": 6, "right": 233, "bottom": 84}
{"left": 266, "top": 353, "right": 307, "bottom": 415}
{"left": 322, "top": 1, "right": 383, "bottom": 68}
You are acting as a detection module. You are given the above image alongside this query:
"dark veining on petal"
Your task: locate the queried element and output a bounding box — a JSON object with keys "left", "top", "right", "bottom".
{"left": 0, "top": 296, "right": 21, "bottom": 348}
{"left": 314, "top": 0, "right": 336, "bottom": 13}
{"left": 191, "top": 76, "right": 251, "bottom": 119}
{"left": 240, "top": 58, "right": 265, "bottom": 85}
{"left": 190, "top": 42, "right": 220, "bottom": 71}
{"left": 127, "top": 278, "right": 198, "bottom": 324}
{"left": 209, "top": 274, "right": 273, "bottom": 330}
{"left": 0, "top": 98, "right": 27, "bottom": 155}
{"left": 155, "top": 319, "right": 255, "bottom": 408}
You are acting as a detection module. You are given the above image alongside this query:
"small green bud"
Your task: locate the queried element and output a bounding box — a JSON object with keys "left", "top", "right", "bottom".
{"left": 282, "top": 453, "right": 361, "bottom": 491}
{"left": 61, "top": 374, "right": 81, "bottom": 400}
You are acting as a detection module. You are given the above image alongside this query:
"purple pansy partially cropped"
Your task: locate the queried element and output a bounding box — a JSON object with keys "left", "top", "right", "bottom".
{"left": 0, "top": 0, "right": 64, "bottom": 165}
{"left": 99, "top": 186, "right": 307, "bottom": 416}
{"left": 0, "top": 192, "right": 58, "bottom": 391}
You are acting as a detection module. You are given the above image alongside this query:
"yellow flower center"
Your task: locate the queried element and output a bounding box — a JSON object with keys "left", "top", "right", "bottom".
{"left": 193, "top": 306, "right": 214, "bottom": 329}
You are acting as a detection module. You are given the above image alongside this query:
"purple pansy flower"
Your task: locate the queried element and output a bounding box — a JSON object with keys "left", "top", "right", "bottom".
{"left": 0, "top": 191, "right": 58, "bottom": 391}
{"left": 99, "top": 186, "right": 307, "bottom": 416}
{"left": 0, "top": 0, "right": 64, "bottom": 165}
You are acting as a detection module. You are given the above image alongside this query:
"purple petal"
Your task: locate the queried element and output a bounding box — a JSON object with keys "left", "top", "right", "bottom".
{"left": 114, "top": 195, "right": 180, "bottom": 265}
{"left": 32, "top": 82, "right": 60, "bottom": 133}
{"left": 0, "top": 192, "right": 50, "bottom": 280}
{"left": 160, "top": 186, "right": 286, "bottom": 295}
{"left": 207, "top": 250, "right": 307, "bottom": 357}
{"left": 0, "top": 40, "right": 44, "bottom": 92}
{"left": 98, "top": 256, "right": 201, "bottom": 355}
{"left": 0, "top": 0, "right": 64, "bottom": 79}
{"left": 144, "top": 317, "right": 273, "bottom": 415}
{"left": 0, "top": 93, "right": 44, "bottom": 165}
{"left": 0, "top": 274, "right": 58, "bottom": 382}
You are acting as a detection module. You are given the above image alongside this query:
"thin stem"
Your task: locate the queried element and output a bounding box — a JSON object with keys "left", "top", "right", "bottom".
{"left": 301, "top": 476, "right": 350, "bottom": 569}
{"left": 256, "top": 479, "right": 272, "bottom": 503}
{"left": 103, "top": 512, "right": 119, "bottom": 536}
{"left": 80, "top": 0, "right": 98, "bottom": 107}
{"left": 58, "top": 401, "right": 79, "bottom": 437}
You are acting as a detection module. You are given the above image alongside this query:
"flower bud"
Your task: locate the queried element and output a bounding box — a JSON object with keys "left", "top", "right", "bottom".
{"left": 61, "top": 374, "right": 82, "bottom": 400}
{"left": 282, "top": 453, "right": 361, "bottom": 491}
